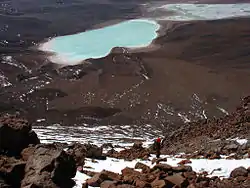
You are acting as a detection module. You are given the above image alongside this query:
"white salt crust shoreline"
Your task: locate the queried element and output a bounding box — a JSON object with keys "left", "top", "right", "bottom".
{"left": 39, "top": 18, "right": 161, "bottom": 65}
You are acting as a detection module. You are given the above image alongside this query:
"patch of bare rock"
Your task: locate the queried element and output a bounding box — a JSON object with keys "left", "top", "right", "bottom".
{"left": 162, "top": 96, "right": 250, "bottom": 158}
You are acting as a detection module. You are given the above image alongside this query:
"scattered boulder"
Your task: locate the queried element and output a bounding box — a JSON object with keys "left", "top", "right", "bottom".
{"left": 21, "top": 144, "right": 76, "bottom": 188}
{"left": 0, "top": 115, "right": 40, "bottom": 156}
{"left": 230, "top": 166, "right": 248, "bottom": 178}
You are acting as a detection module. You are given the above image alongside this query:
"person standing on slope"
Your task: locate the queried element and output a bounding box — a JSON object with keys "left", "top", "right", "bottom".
{"left": 154, "top": 137, "right": 161, "bottom": 158}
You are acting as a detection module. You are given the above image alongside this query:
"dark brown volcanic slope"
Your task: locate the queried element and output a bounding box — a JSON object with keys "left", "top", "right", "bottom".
{"left": 0, "top": 1, "right": 250, "bottom": 130}
{"left": 22, "top": 18, "right": 250, "bottom": 127}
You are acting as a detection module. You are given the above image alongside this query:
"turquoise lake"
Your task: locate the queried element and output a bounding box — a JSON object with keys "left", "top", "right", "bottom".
{"left": 41, "top": 19, "right": 160, "bottom": 64}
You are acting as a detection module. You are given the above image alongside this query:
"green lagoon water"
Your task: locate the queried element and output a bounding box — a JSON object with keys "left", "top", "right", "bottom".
{"left": 42, "top": 19, "right": 160, "bottom": 65}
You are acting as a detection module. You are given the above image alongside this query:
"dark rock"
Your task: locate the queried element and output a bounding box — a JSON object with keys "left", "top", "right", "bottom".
{"left": 67, "top": 143, "right": 105, "bottom": 165}
{"left": 67, "top": 142, "right": 86, "bottom": 166}
{"left": 172, "top": 165, "right": 193, "bottom": 172}
{"left": 0, "top": 176, "right": 11, "bottom": 188}
{"left": 0, "top": 155, "right": 26, "bottom": 187}
{"left": 0, "top": 115, "right": 40, "bottom": 156}
{"left": 152, "top": 164, "right": 172, "bottom": 172}
{"left": 230, "top": 166, "right": 248, "bottom": 178}
{"left": 82, "top": 183, "right": 88, "bottom": 188}
{"left": 21, "top": 145, "right": 76, "bottom": 188}
{"left": 102, "top": 143, "right": 114, "bottom": 149}
{"left": 151, "top": 157, "right": 168, "bottom": 165}
{"left": 85, "top": 143, "right": 105, "bottom": 160}
{"left": 165, "top": 173, "right": 189, "bottom": 187}
{"left": 135, "top": 162, "right": 150, "bottom": 173}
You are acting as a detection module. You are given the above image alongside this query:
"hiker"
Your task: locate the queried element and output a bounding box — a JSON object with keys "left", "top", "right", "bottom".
{"left": 154, "top": 137, "right": 161, "bottom": 158}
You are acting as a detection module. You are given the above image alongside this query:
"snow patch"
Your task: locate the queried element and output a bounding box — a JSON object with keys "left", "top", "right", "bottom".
{"left": 74, "top": 156, "right": 250, "bottom": 187}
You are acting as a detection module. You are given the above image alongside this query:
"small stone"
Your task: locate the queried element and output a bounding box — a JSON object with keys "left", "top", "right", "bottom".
{"left": 152, "top": 164, "right": 172, "bottom": 172}
{"left": 21, "top": 147, "right": 35, "bottom": 161}
{"left": 100, "top": 180, "right": 117, "bottom": 188}
{"left": 100, "top": 170, "right": 121, "bottom": 181}
{"left": 178, "top": 159, "right": 192, "bottom": 165}
{"left": 236, "top": 176, "right": 247, "bottom": 182}
{"left": 151, "top": 179, "right": 166, "bottom": 188}
{"left": 230, "top": 167, "right": 248, "bottom": 178}
{"left": 135, "top": 179, "right": 151, "bottom": 187}
{"left": 121, "top": 167, "right": 140, "bottom": 176}
{"left": 172, "top": 165, "right": 193, "bottom": 172}
{"left": 82, "top": 183, "right": 88, "bottom": 188}
{"left": 165, "top": 173, "right": 189, "bottom": 187}
{"left": 183, "top": 171, "right": 197, "bottom": 180}
{"left": 86, "top": 174, "right": 102, "bottom": 187}
{"left": 135, "top": 162, "right": 150, "bottom": 173}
